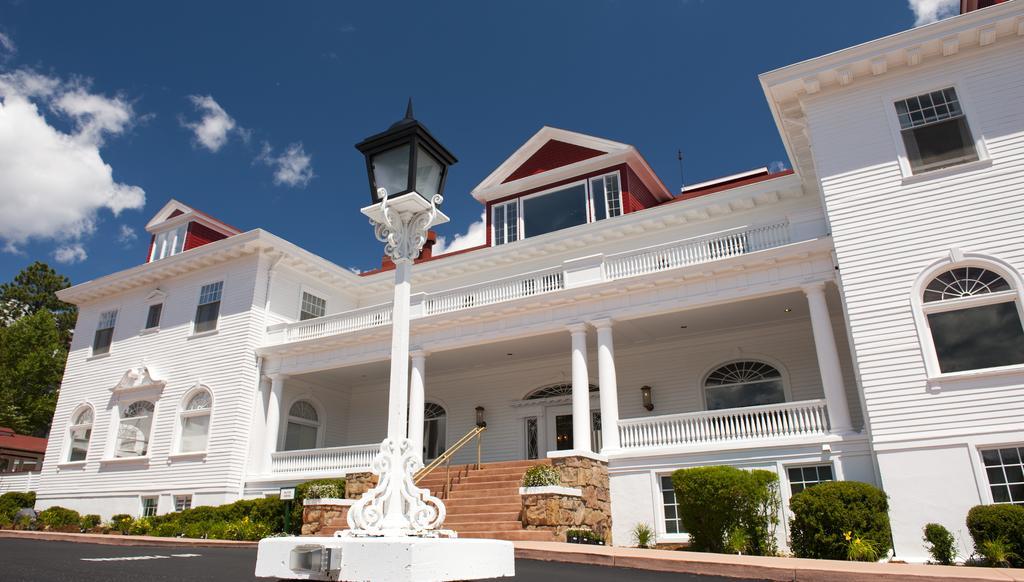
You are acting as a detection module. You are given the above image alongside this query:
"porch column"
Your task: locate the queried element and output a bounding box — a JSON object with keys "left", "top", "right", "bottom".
{"left": 802, "top": 282, "right": 853, "bottom": 432}
{"left": 591, "top": 318, "right": 620, "bottom": 452}
{"left": 262, "top": 374, "right": 286, "bottom": 474}
{"left": 408, "top": 349, "right": 427, "bottom": 465}
{"left": 567, "top": 323, "right": 592, "bottom": 453}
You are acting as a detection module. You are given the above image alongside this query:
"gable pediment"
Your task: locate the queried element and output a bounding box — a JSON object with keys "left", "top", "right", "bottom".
{"left": 502, "top": 140, "right": 606, "bottom": 183}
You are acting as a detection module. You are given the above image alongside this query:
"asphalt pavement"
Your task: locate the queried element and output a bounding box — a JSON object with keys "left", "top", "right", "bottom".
{"left": 0, "top": 537, "right": 763, "bottom": 581}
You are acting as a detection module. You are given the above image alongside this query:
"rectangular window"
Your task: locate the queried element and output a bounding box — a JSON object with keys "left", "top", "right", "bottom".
{"left": 492, "top": 201, "right": 518, "bottom": 246}
{"left": 787, "top": 464, "right": 834, "bottom": 495}
{"left": 300, "top": 292, "right": 326, "bottom": 321}
{"left": 145, "top": 303, "right": 163, "bottom": 330}
{"left": 660, "top": 475, "right": 684, "bottom": 534}
{"left": 590, "top": 173, "right": 622, "bottom": 221}
{"left": 150, "top": 225, "right": 188, "bottom": 262}
{"left": 141, "top": 496, "right": 158, "bottom": 517}
{"left": 92, "top": 310, "right": 118, "bottom": 355}
{"left": 982, "top": 447, "right": 1024, "bottom": 505}
{"left": 522, "top": 183, "right": 589, "bottom": 239}
{"left": 174, "top": 494, "right": 193, "bottom": 512}
{"left": 69, "top": 427, "right": 91, "bottom": 462}
{"left": 928, "top": 302, "right": 1024, "bottom": 374}
{"left": 194, "top": 282, "right": 223, "bottom": 333}
{"left": 895, "top": 88, "right": 978, "bottom": 174}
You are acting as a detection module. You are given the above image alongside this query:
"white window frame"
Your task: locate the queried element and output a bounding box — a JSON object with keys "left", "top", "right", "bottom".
{"left": 587, "top": 171, "right": 623, "bottom": 221}
{"left": 64, "top": 404, "right": 95, "bottom": 464}
{"left": 422, "top": 400, "right": 449, "bottom": 461}
{"left": 910, "top": 253, "right": 1024, "bottom": 382}
{"left": 192, "top": 279, "right": 224, "bottom": 335}
{"left": 491, "top": 200, "right": 520, "bottom": 246}
{"left": 173, "top": 494, "right": 193, "bottom": 512}
{"left": 282, "top": 397, "right": 325, "bottom": 450}
{"left": 699, "top": 356, "right": 792, "bottom": 411}
{"left": 149, "top": 225, "right": 188, "bottom": 262}
{"left": 883, "top": 80, "right": 990, "bottom": 183}
{"left": 112, "top": 399, "right": 157, "bottom": 459}
{"left": 140, "top": 495, "right": 159, "bottom": 517}
{"left": 91, "top": 309, "right": 119, "bottom": 357}
{"left": 174, "top": 385, "right": 213, "bottom": 456}
{"left": 299, "top": 288, "right": 328, "bottom": 321}
{"left": 650, "top": 470, "right": 689, "bottom": 544}
{"left": 783, "top": 462, "right": 835, "bottom": 496}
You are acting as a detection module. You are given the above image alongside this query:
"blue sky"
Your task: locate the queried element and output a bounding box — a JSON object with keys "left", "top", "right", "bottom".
{"left": 0, "top": 0, "right": 959, "bottom": 284}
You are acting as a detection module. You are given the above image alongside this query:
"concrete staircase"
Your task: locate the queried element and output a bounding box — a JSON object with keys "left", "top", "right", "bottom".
{"left": 417, "top": 459, "right": 559, "bottom": 542}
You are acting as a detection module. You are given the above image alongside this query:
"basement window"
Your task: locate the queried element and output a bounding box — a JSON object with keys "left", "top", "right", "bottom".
{"left": 894, "top": 88, "right": 978, "bottom": 174}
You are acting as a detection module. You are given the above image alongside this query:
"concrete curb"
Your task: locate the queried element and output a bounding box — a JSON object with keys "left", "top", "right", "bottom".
{"left": 0, "top": 529, "right": 258, "bottom": 548}
{"left": 512, "top": 541, "right": 1024, "bottom": 581}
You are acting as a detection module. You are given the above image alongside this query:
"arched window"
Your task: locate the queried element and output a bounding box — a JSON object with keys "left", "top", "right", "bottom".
{"left": 67, "top": 406, "right": 93, "bottom": 462}
{"left": 524, "top": 383, "right": 598, "bottom": 400}
{"left": 284, "top": 400, "right": 320, "bottom": 451}
{"left": 115, "top": 401, "right": 155, "bottom": 458}
{"left": 423, "top": 402, "right": 447, "bottom": 460}
{"left": 178, "top": 389, "right": 212, "bottom": 453}
{"left": 921, "top": 266, "right": 1024, "bottom": 374}
{"left": 704, "top": 361, "right": 785, "bottom": 410}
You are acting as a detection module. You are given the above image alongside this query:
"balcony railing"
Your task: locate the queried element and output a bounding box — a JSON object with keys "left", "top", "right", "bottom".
{"left": 269, "top": 443, "right": 378, "bottom": 475}
{"left": 617, "top": 399, "right": 830, "bottom": 450}
{"left": 265, "top": 220, "right": 796, "bottom": 347}
{"left": 425, "top": 266, "right": 565, "bottom": 316}
{"left": 604, "top": 221, "right": 790, "bottom": 280}
{"left": 0, "top": 471, "right": 40, "bottom": 494}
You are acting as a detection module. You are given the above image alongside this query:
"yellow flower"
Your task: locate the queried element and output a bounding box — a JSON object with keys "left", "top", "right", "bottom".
{"left": 844, "top": 531, "right": 852, "bottom": 541}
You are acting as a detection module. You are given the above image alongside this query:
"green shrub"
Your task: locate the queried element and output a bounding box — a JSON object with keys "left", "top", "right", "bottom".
{"left": 923, "top": 523, "right": 957, "bottom": 565}
{"left": 977, "top": 538, "right": 1018, "bottom": 568}
{"left": 0, "top": 491, "right": 36, "bottom": 522}
{"left": 789, "top": 481, "right": 891, "bottom": 560}
{"left": 293, "top": 478, "right": 347, "bottom": 534}
{"left": 37, "top": 506, "right": 81, "bottom": 530}
{"left": 521, "top": 465, "right": 560, "bottom": 488}
{"left": 110, "top": 514, "right": 134, "bottom": 534}
{"left": 966, "top": 504, "right": 1024, "bottom": 567}
{"left": 846, "top": 532, "right": 881, "bottom": 562}
{"left": 128, "top": 517, "right": 152, "bottom": 536}
{"left": 305, "top": 483, "right": 342, "bottom": 499}
{"left": 79, "top": 514, "right": 102, "bottom": 531}
{"left": 631, "top": 522, "right": 654, "bottom": 549}
{"left": 671, "top": 466, "right": 780, "bottom": 555}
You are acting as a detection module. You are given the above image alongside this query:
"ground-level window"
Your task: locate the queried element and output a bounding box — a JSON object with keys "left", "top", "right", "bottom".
{"left": 981, "top": 447, "right": 1024, "bottom": 505}
{"left": 786, "top": 464, "right": 834, "bottom": 495}
{"left": 703, "top": 361, "right": 785, "bottom": 410}
{"left": 660, "top": 475, "right": 684, "bottom": 534}
{"left": 141, "top": 496, "right": 158, "bottom": 517}
{"left": 174, "top": 494, "right": 193, "bottom": 512}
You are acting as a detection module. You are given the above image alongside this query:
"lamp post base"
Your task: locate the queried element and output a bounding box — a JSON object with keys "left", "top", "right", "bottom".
{"left": 254, "top": 535, "right": 515, "bottom": 581}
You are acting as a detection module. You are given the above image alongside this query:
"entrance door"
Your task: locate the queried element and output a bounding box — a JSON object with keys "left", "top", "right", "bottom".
{"left": 544, "top": 405, "right": 602, "bottom": 454}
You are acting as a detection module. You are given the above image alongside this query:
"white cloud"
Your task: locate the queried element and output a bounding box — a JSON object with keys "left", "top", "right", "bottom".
{"left": 53, "top": 243, "right": 87, "bottom": 264}
{"left": 768, "top": 160, "right": 788, "bottom": 173}
{"left": 0, "top": 70, "right": 146, "bottom": 254}
{"left": 182, "top": 94, "right": 237, "bottom": 152}
{"left": 434, "top": 211, "right": 487, "bottom": 255}
{"left": 257, "top": 141, "right": 314, "bottom": 187}
{"left": 117, "top": 224, "right": 138, "bottom": 246}
{"left": 0, "top": 32, "right": 15, "bottom": 55}
{"left": 907, "top": 0, "right": 958, "bottom": 26}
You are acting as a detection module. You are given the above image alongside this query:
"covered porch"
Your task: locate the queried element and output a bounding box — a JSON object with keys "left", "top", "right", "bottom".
{"left": 246, "top": 282, "right": 860, "bottom": 487}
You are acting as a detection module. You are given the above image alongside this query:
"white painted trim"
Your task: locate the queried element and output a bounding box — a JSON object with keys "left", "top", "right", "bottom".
{"left": 63, "top": 402, "right": 96, "bottom": 464}
{"left": 173, "top": 384, "right": 214, "bottom": 455}
{"left": 546, "top": 449, "right": 607, "bottom": 463}
{"left": 303, "top": 498, "right": 355, "bottom": 507}
{"left": 281, "top": 394, "right": 327, "bottom": 451}
{"left": 518, "top": 486, "right": 582, "bottom": 497}
{"left": 697, "top": 355, "right": 794, "bottom": 411}
{"left": 298, "top": 285, "right": 330, "bottom": 321}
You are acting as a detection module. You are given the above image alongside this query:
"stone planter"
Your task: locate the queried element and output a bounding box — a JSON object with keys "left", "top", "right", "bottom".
{"left": 301, "top": 498, "right": 354, "bottom": 536}
{"left": 520, "top": 455, "right": 612, "bottom": 543}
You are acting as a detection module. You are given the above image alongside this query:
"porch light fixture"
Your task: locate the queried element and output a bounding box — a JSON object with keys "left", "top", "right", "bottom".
{"left": 475, "top": 406, "right": 486, "bottom": 428}
{"left": 641, "top": 385, "right": 654, "bottom": 411}
{"left": 355, "top": 99, "right": 457, "bottom": 206}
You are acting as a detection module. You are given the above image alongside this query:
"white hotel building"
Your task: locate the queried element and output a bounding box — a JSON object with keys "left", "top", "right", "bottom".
{"left": 3, "top": 0, "right": 1023, "bottom": 561}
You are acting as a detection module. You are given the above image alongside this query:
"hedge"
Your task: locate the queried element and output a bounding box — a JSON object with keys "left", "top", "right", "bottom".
{"left": 671, "top": 466, "right": 780, "bottom": 555}
{"left": 789, "top": 481, "right": 891, "bottom": 560}
{"left": 966, "top": 504, "right": 1024, "bottom": 567}
{"left": 0, "top": 491, "right": 36, "bottom": 524}
{"left": 38, "top": 506, "right": 81, "bottom": 531}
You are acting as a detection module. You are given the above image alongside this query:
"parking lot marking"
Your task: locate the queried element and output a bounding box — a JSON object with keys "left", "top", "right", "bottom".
{"left": 81, "top": 553, "right": 202, "bottom": 562}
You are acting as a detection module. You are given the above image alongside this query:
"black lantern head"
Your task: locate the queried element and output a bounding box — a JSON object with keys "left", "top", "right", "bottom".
{"left": 355, "top": 99, "right": 458, "bottom": 205}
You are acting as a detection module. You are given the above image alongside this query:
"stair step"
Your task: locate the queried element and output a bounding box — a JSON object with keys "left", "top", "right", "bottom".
{"left": 448, "top": 487, "right": 521, "bottom": 499}
{"left": 443, "top": 511, "right": 521, "bottom": 524}
{"left": 458, "top": 530, "right": 560, "bottom": 542}
{"left": 443, "top": 497, "right": 522, "bottom": 508}
{"left": 450, "top": 521, "right": 527, "bottom": 532}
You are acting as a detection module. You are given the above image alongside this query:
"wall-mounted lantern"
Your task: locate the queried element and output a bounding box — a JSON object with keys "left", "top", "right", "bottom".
{"left": 475, "top": 406, "right": 487, "bottom": 428}
{"left": 641, "top": 385, "right": 654, "bottom": 411}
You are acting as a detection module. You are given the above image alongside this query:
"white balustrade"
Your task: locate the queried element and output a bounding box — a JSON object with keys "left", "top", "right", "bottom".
{"left": 604, "top": 221, "right": 791, "bottom": 280}
{"left": 0, "top": 471, "right": 40, "bottom": 494}
{"left": 617, "top": 399, "right": 830, "bottom": 450}
{"left": 270, "top": 443, "right": 379, "bottom": 475}
{"left": 277, "top": 302, "right": 394, "bottom": 343}
{"left": 424, "top": 267, "right": 565, "bottom": 316}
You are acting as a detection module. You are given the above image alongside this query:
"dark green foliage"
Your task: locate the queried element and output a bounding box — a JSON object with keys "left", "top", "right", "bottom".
{"left": 0, "top": 262, "right": 77, "bottom": 346}
{"left": 79, "top": 514, "right": 102, "bottom": 530}
{"left": 923, "top": 523, "right": 957, "bottom": 565}
{"left": 293, "top": 478, "right": 347, "bottom": 534}
{"left": 37, "top": 506, "right": 81, "bottom": 530}
{"left": 789, "top": 481, "right": 891, "bottom": 560}
{"left": 110, "top": 514, "right": 134, "bottom": 534}
{"left": 966, "top": 504, "right": 1024, "bottom": 567}
{"left": 671, "top": 466, "right": 780, "bottom": 555}
{"left": 0, "top": 491, "right": 36, "bottom": 522}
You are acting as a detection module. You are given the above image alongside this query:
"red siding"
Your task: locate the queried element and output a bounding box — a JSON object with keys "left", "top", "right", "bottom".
{"left": 624, "top": 167, "right": 658, "bottom": 213}
{"left": 502, "top": 140, "right": 606, "bottom": 183}
{"left": 184, "top": 221, "right": 230, "bottom": 251}
{"left": 145, "top": 235, "right": 155, "bottom": 263}
{"left": 168, "top": 209, "right": 185, "bottom": 218}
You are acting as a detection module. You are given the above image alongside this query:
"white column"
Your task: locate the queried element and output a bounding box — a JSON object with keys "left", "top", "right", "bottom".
{"left": 408, "top": 349, "right": 427, "bottom": 465}
{"left": 803, "top": 282, "right": 853, "bottom": 432}
{"left": 262, "top": 374, "right": 286, "bottom": 474}
{"left": 249, "top": 377, "right": 269, "bottom": 473}
{"left": 567, "top": 323, "right": 592, "bottom": 453}
{"left": 387, "top": 259, "right": 413, "bottom": 441}
{"left": 591, "top": 318, "right": 621, "bottom": 452}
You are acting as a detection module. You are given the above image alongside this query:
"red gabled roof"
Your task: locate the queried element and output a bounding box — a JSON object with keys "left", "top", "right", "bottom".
{"left": 667, "top": 169, "right": 795, "bottom": 204}
{"left": 502, "top": 140, "right": 606, "bottom": 183}
{"left": 0, "top": 427, "right": 47, "bottom": 454}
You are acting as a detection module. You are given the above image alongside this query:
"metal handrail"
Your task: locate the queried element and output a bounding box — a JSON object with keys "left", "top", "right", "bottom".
{"left": 414, "top": 425, "right": 487, "bottom": 498}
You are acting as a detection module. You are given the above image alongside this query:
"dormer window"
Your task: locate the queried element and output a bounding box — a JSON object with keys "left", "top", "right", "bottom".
{"left": 150, "top": 225, "right": 187, "bottom": 262}
{"left": 491, "top": 171, "right": 623, "bottom": 246}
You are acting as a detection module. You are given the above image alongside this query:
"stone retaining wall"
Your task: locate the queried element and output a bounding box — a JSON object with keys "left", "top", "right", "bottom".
{"left": 521, "top": 455, "right": 611, "bottom": 543}
{"left": 302, "top": 472, "right": 378, "bottom": 536}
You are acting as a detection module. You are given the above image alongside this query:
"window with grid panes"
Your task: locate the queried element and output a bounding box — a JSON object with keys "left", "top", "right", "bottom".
{"left": 981, "top": 447, "right": 1024, "bottom": 505}
{"left": 92, "top": 310, "right": 118, "bottom": 355}
{"left": 174, "top": 495, "right": 192, "bottom": 512}
{"left": 590, "top": 173, "right": 622, "bottom": 220}
{"left": 141, "top": 496, "right": 158, "bottom": 517}
{"left": 194, "top": 282, "right": 223, "bottom": 333}
{"left": 300, "top": 292, "right": 326, "bottom": 320}
{"left": 894, "top": 88, "right": 978, "bottom": 174}
{"left": 660, "top": 475, "right": 684, "bottom": 534}
{"left": 787, "top": 464, "right": 834, "bottom": 495}
{"left": 492, "top": 201, "right": 518, "bottom": 246}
